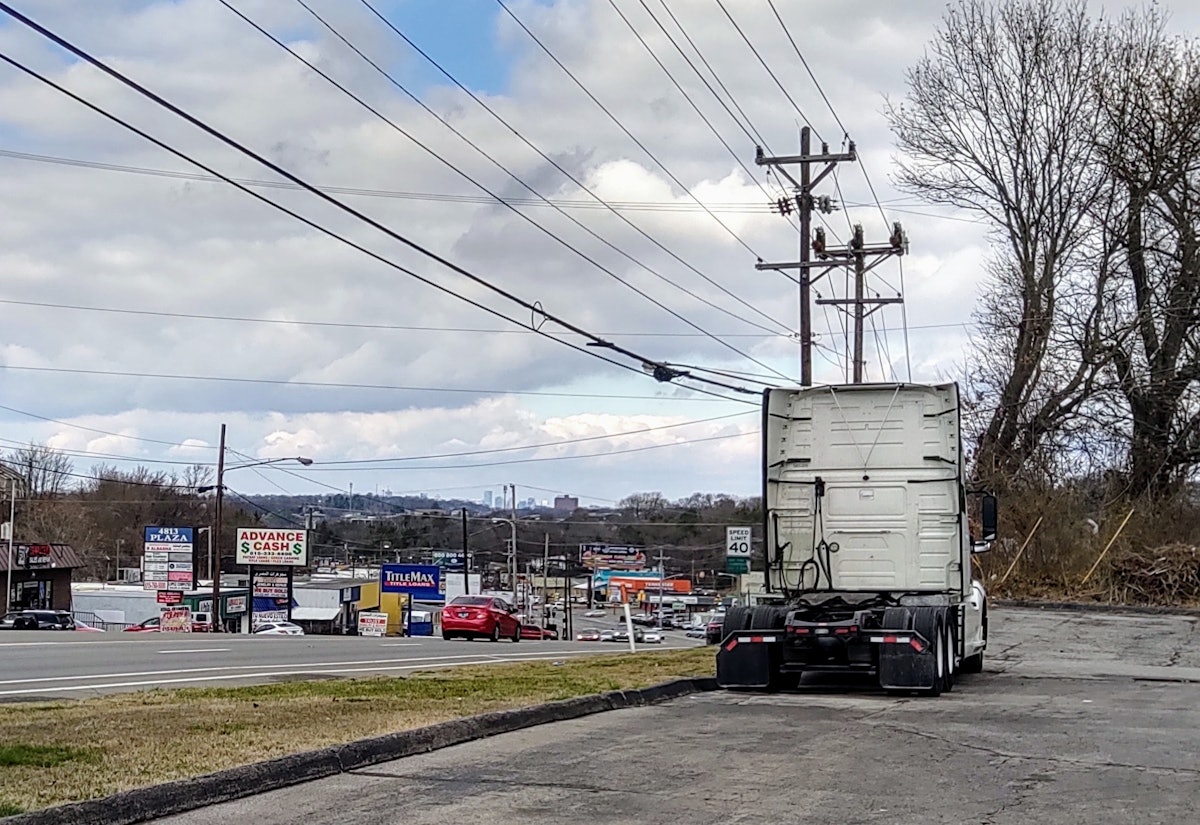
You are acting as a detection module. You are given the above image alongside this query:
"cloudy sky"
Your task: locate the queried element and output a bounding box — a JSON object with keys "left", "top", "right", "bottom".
{"left": 0, "top": 0, "right": 1195, "bottom": 506}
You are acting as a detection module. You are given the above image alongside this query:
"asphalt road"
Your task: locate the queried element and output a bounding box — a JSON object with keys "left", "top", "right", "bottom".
{"left": 148, "top": 606, "right": 1200, "bottom": 825}
{"left": 0, "top": 614, "right": 702, "bottom": 700}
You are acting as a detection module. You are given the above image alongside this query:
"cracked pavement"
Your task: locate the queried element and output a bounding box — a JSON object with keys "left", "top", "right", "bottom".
{"left": 151, "top": 607, "right": 1200, "bottom": 825}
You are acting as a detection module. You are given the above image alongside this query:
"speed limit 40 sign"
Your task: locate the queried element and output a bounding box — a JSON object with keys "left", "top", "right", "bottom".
{"left": 726, "top": 526, "right": 752, "bottom": 558}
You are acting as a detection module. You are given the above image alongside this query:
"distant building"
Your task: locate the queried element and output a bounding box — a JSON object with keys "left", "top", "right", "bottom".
{"left": 484, "top": 490, "right": 493, "bottom": 508}
{"left": 554, "top": 495, "right": 579, "bottom": 513}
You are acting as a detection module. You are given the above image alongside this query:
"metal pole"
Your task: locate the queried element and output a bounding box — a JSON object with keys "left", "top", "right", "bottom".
{"left": 799, "top": 125, "right": 812, "bottom": 386}
{"left": 461, "top": 508, "right": 470, "bottom": 595}
{"left": 510, "top": 484, "right": 517, "bottom": 606}
{"left": 213, "top": 423, "right": 226, "bottom": 632}
{"left": 852, "top": 223, "right": 866, "bottom": 383}
{"left": 5, "top": 479, "right": 15, "bottom": 613}
{"left": 206, "top": 528, "right": 213, "bottom": 582}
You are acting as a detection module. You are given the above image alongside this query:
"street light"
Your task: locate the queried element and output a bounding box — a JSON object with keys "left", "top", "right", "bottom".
{"left": 197, "top": 424, "right": 313, "bottom": 632}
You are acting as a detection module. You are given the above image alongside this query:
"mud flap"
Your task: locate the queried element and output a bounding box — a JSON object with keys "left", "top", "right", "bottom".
{"left": 716, "top": 634, "right": 782, "bottom": 689}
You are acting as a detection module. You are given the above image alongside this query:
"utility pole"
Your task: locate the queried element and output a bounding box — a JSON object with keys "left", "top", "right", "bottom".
{"left": 543, "top": 533, "right": 550, "bottom": 630}
{"left": 509, "top": 484, "right": 517, "bottom": 606}
{"left": 461, "top": 508, "right": 470, "bottom": 595}
{"left": 754, "top": 128, "right": 856, "bottom": 385}
{"left": 812, "top": 222, "right": 906, "bottom": 383}
{"left": 212, "top": 423, "right": 226, "bottom": 632}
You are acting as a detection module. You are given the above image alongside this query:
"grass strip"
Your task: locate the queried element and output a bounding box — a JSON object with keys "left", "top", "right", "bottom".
{"left": 0, "top": 646, "right": 713, "bottom": 814}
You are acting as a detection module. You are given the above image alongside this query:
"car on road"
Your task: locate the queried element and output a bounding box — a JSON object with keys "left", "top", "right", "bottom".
{"left": 599, "top": 629, "right": 616, "bottom": 642}
{"left": 685, "top": 625, "right": 706, "bottom": 639}
{"left": 576, "top": 629, "right": 602, "bottom": 641}
{"left": 75, "top": 623, "right": 106, "bottom": 632}
{"left": 705, "top": 617, "right": 724, "bottom": 645}
{"left": 612, "top": 626, "right": 646, "bottom": 644}
{"left": 519, "top": 624, "right": 559, "bottom": 640}
{"left": 642, "top": 632, "right": 664, "bottom": 644}
{"left": 583, "top": 610, "right": 606, "bottom": 618}
{"left": 253, "top": 621, "right": 305, "bottom": 636}
{"left": 441, "top": 595, "right": 522, "bottom": 642}
{"left": 3, "top": 610, "right": 76, "bottom": 630}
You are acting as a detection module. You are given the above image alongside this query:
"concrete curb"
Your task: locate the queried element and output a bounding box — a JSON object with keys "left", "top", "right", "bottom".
{"left": 996, "top": 598, "right": 1200, "bottom": 617}
{"left": 0, "top": 676, "right": 717, "bottom": 825}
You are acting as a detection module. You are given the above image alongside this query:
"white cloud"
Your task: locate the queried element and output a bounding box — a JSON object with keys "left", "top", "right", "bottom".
{"left": 2, "top": 0, "right": 1195, "bottom": 501}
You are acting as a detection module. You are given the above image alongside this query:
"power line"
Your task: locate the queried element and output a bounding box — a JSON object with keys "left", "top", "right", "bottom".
{"left": 0, "top": 403, "right": 216, "bottom": 450}
{"left": 0, "top": 146, "right": 776, "bottom": 212}
{"left": 0, "top": 297, "right": 978, "bottom": 336}
{"left": 0, "top": 4, "right": 759, "bottom": 402}
{"left": 494, "top": 0, "right": 763, "bottom": 260}
{"left": 0, "top": 363, "right": 750, "bottom": 403}
{"left": 603, "top": 0, "right": 766, "bottom": 191}
{"left": 712, "top": 0, "right": 814, "bottom": 134}
{"left": 351, "top": 0, "right": 793, "bottom": 338}
{"left": 648, "top": 0, "right": 769, "bottom": 149}
{"left": 258, "top": 0, "right": 794, "bottom": 365}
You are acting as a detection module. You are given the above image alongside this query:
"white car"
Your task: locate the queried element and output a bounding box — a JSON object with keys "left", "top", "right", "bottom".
{"left": 642, "top": 632, "right": 664, "bottom": 644}
{"left": 253, "top": 621, "right": 305, "bottom": 636}
{"left": 599, "top": 629, "right": 616, "bottom": 642}
{"left": 583, "top": 610, "right": 606, "bottom": 618}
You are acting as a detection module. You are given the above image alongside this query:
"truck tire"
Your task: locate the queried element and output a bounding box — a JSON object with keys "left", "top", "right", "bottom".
{"left": 750, "top": 605, "right": 784, "bottom": 630}
{"left": 912, "top": 607, "right": 942, "bottom": 697}
{"left": 941, "top": 620, "right": 956, "bottom": 693}
{"left": 721, "top": 606, "right": 751, "bottom": 642}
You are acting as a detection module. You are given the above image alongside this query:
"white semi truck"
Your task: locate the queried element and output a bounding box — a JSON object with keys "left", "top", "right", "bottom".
{"left": 716, "top": 382, "right": 997, "bottom": 695}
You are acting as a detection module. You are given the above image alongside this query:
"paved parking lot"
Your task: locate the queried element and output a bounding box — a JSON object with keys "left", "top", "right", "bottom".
{"left": 151, "top": 606, "right": 1200, "bottom": 824}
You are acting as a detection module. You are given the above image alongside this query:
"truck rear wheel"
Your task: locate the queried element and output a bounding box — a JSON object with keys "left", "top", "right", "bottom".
{"left": 912, "top": 607, "right": 943, "bottom": 697}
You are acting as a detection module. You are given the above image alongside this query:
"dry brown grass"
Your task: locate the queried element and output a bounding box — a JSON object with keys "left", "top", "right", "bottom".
{"left": 975, "top": 486, "right": 1200, "bottom": 606}
{"left": 0, "top": 647, "right": 714, "bottom": 815}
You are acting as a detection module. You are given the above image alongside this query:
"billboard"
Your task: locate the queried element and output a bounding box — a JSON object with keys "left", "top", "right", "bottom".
{"left": 142, "top": 526, "right": 194, "bottom": 592}
{"left": 580, "top": 544, "right": 647, "bottom": 571}
{"left": 380, "top": 564, "right": 444, "bottom": 601}
{"left": 235, "top": 528, "right": 309, "bottom": 567}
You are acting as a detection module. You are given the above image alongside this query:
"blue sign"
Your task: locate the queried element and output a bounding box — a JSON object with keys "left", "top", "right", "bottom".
{"left": 381, "top": 564, "right": 443, "bottom": 601}
{"left": 144, "top": 526, "right": 194, "bottom": 544}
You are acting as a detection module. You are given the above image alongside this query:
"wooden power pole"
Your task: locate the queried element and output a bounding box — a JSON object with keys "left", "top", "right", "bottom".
{"left": 754, "top": 129, "right": 907, "bottom": 384}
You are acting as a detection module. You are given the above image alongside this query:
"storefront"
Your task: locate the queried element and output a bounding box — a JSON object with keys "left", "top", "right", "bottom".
{"left": 182, "top": 588, "right": 249, "bottom": 632}
{"left": 3, "top": 543, "right": 84, "bottom": 612}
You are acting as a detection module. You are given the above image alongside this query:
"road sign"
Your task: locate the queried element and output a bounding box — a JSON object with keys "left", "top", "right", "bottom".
{"left": 726, "top": 526, "right": 752, "bottom": 558}
{"left": 726, "top": 558, "right": 750, "bottom": 575}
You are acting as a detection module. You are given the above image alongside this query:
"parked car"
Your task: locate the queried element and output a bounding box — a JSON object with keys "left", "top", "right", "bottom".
{"left": 441, "top": 595, "right": 522, "bottom": 642}
{"left": 599, "top": 629, "right": 616, "bottom": 642}
{"left": 576, "top": 629, "right": 602, "bottom": 642}
{"left": 705, "top": 617, "right": 724, "bottom": 645}
{"left": 519, "top": 624, "right": 559, "bottom": 640}
{"left": 123, "top": 616, "right": 161, "bottom": 633}
{"left": 685, "top": 625, "right": 707, "bottom": 639}
{"left": 253, "top": 621, "right": 305, "bottom": 636}
{"left": 123, "top": 612, "right": 213, "bottom": 633}
{"left": 642, "top": 632, "right": 664, "bottom": 644}
{"left": 0, "top": 612, "right": 31, "bottom": 630}
{"left": 583, "top": 610, "right": 606, "bottom": 618}
{"left": 7, "top": 610, "right": 76, "bottom": 630}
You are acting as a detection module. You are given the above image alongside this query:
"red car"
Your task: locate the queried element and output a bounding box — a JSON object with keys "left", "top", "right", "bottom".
{"left": 441, "top": 596, "right": 522, "bottom": 642}
{"left": 519, "top": 624, "right": 559, "bottom": 640}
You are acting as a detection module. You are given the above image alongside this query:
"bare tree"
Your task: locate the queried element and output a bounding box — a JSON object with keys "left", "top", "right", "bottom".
{"left": 3, "top": 443, "right": 74, "bottom": 497}
{"left": 886, "top": 0, "right": 1112, "bottom": 488}
{"left": 1092, "top": 11, "right": 1200, "bottom": 498}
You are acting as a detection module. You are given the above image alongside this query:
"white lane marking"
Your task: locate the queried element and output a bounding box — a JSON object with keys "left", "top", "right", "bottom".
{"left": 379, "top": 643, "right": 422, "bottom": 647}
{"left": 157, "top": 649, "right": 232, "bottom": 655}
{"left": 0, "top": 651, "right": 624, "bottom": 696}
{"left": 0, "top": 646, "right": 637, "bottom": 687}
